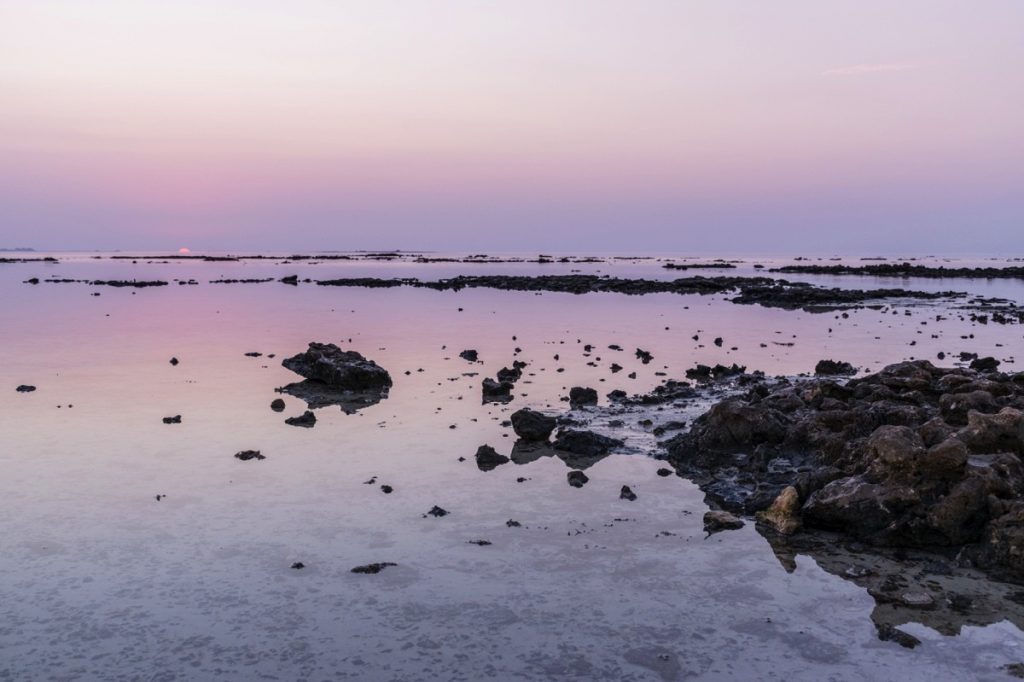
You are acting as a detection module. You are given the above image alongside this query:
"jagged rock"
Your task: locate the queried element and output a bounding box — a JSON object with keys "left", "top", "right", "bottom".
{"left": 482, "top": 377, "right": 514, "bottom": 402}
{"left": 620, "top": 485, "right": 637, "bottom": 501}
{"left": 459, "top": 349, "right": 479, "bottom": 362}
{"left": 756, "top": 486, "right": 802, "bottom": 535}
{"left": 282, "top": 342, "right": 392, "bottom": 390}
{"left": 510, "top": 408, "right": 557, "bottom": 441}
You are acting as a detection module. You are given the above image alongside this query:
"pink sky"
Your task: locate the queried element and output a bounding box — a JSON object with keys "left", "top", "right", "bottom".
{"left": 1, "top": 1, "right": 1022, "bottom": 253}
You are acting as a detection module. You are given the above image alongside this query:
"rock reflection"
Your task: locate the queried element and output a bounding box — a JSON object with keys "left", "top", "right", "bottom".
{"left": 277, "top": 380, "right": 389, "bottom": 414}
{"left": 762, "top": 529, "right": 1024, "bottom": 646}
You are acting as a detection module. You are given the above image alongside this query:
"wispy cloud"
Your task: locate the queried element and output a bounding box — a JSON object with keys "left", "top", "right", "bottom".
{"left": 822, "top": 62, "right": 920, "bottom": 76}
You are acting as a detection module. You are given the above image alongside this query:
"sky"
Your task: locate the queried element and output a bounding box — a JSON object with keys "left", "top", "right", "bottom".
{"left": 1, "top": 0, "right": 1022, "bottom": 254}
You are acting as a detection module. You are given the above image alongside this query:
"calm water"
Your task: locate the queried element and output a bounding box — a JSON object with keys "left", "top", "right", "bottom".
{"left": 1, "top": 253, "right": 1023, "bottom": 681}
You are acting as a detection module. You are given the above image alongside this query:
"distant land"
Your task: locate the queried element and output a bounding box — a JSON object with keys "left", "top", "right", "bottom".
{"left": 0, "top": 247, "right": 35, "bottom": 252}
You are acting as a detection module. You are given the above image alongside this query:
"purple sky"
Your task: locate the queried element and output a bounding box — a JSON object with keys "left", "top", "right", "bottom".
{"left": 2, "top": 1, "right": 1022, "bottom": 253}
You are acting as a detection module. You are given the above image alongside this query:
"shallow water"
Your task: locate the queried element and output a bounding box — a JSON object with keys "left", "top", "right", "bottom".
{"left": 2, "top": 253, "right": 1024, "bottom": 680}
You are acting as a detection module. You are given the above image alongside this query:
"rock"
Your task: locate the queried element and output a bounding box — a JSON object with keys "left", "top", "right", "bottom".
{"left": 568, "top": 386, "right": 598, "bottom": 408}
{"left": 475, "top": 444, "right": 510, "bottom": 471}
{"left": 969, "top": 356, "right": 1000, "bottom": 372}
{"left": 282, "top": 342, "right": 392, "bottom": 390}
{"left": 510, "top": 408, "right": 557, "bottom": 441}
{"left": 234, "top": 450, "right": 265, "bottom": 461}
{"left": 467, "top": 540, "right": 492, "bottom": 546}
{"left": 15, "top": 385, "right": 36, "bottom": 393}
{"left": 497, "top": 362, "right": 526, "bottom": 383}
{"left": 620, "top": 485, "right": 637, "bottom": 501}
{"left": 459, "top": 349, "right": 479, "bottom": 362}
{"left": 380, "top": 484, "right": 393, "bottom": 494}
{"left": 703, "top": 510, "right": 745, "bottom": 533}
{"left": 351, "top": 562, "right": 397, "bottom": 574}
{"left": 656, "top": 468, "right": 673, "bottom": 477}
{"left": 162, "top": 415, "right": 182, "bottom": 424}
{"left": 270, "top": 398, "right": 286, "bottom": 412}
{"left": 815, "top": 359, "right": 857, "bottom": 376}
{"left": 567, "top": 470, "right": 589, "bottom": 488}
{"left": 635, "top": 348, "right": 653, "bottom": 364}
{"left": 957, "top": 407, "right": 1024, "bottom": 455}
{"left": 290, "top": 562, "right": 305, "bottom": 569}
{"left": 280, "top": 275, "right": 298, "bottom": 286}
{"left": 244, "top": 351, "right": 262, "bottom": 357}
{"left": 426, "top": 505, "right": 449, "bottom": 517}
{"left": 169, "top": 357, "right": 179, "bottom": 365}
{"left": 755, "top": 486, "right": 802, "bottom": 535}
{"left": 876, "top": 624, "right": 921, "bottom": 649}
{"left": 553, "top": 429, "right": 623, "bottom": 457}
{"left": 482, "top": 377, "right": 514, "bottom": 402}
{"left": 284, "top": 410, "right": 317, "bottom": 427}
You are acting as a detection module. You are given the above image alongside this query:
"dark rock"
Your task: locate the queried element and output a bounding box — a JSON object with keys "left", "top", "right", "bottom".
{"left": 475, "top": 444, "right": 510, "bottom": 471}
{"left": 351, "top": 562, "right": 397, "bottom": 574}
{"left": 703, "top": 510, "right": 745, "bottom": 533}
{"left": 169, "top": 357, "right": 179, "bottom": 365}
{"left": 426, "top": 505, "right": 449, "bottom": 517}
{"left": 482, "top": 377, "right": 514, "bottom": 402}
{"left": 282, "top": 342, "right": 392, "bottom": 390}
{"left": 380, "top": 484, "right": 393, "bottom": 494}
{"left": 569, "top": 386, "right": 598, "bottom": 408}
{"left": 280, "top": 275, "right": 298, "bottom": 285}
{"left": 969, "top": 356, "right": 1000, "bottom": 372}
{"left": 620, "top": 485, "right": 637, "bottom": 501}
{"left": 15, "top": 385, "right": 36, "bottom": 393}
{"left": 270, "top": 398, "right": 286, "bottom": 411}
{"left": 553, "top": 429, "right": 624, "bottom": 457}
{"left": 459, "top": 349, "right": 479, "bottom": 362}
{"left": 234, "top": 450, "right": 265, "bottom": 461}
{"left": 290, "top": 562, "right": 305, "bottom": 569}
{"left": 284, "top": 410, "right": 317, "bottom": 428}
{"left": 635, "top": 348, "right": 653, "bottom": 364}
{"left": 656, "top": 468, "right": 673, "bottom": 477}
{"left": 162, "top": 415, "right": 182, "bottom": 424}
{"left": 815, "top": 359, "right": 857, "bottom": 376}
{"left": 510, "top": 408, "right": 557, "bottom": 441}
{"left": 567, "top": 470, "right": 589, "bottom": 488}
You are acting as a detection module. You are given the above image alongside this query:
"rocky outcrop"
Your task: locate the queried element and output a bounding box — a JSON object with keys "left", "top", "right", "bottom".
{"left": 282, "top": 343, "right": 392, "bottom": 390}
{"left": 663, "top": 360, "right": 1024, "bottom": 576}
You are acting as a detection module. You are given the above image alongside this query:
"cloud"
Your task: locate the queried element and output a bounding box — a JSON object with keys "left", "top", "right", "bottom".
{"left": 822, "top": 62, "right": 920, "bottom": 76}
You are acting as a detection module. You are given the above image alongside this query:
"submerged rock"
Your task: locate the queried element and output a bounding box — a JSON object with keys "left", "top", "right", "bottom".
{"left": 510, "top": 408, "right": 557, "bottom": 441}
{"left": 284, "top": 410, "right": 317, "bottom": 428}
{"left": 351, "top": 562, "right": 397, "bottom": 574}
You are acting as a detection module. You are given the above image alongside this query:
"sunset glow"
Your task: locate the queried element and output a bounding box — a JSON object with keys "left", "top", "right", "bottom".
{"left": 1, "top": 1, "right": 1022, "bottom": 253}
